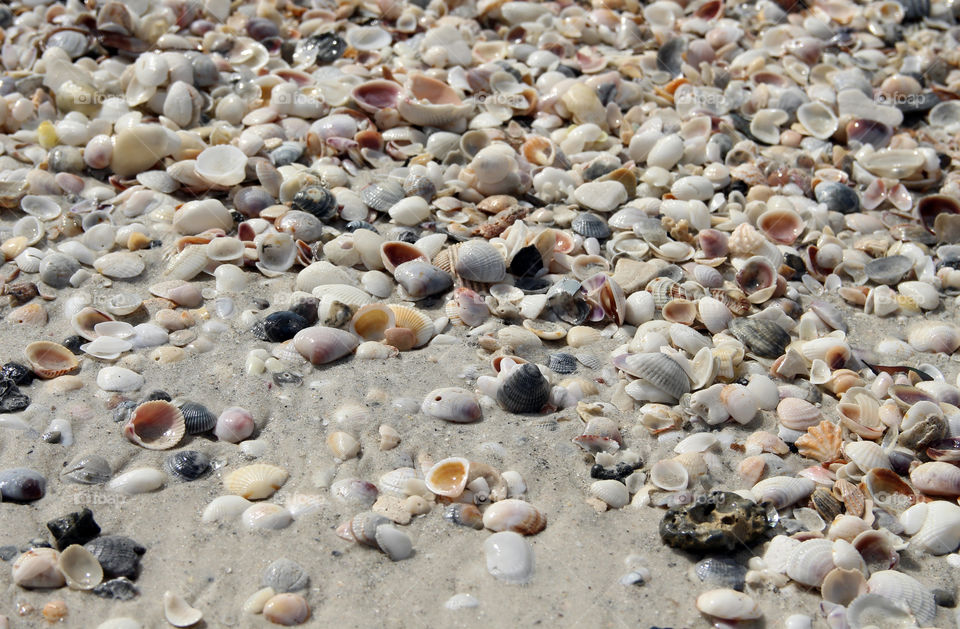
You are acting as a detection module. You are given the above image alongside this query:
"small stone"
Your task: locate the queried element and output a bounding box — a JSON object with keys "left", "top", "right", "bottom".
{"left": 934, "top": 587, "right": 956, "bottom": 608}
{"left": 372, "top": 495, "right": 412, "bottom": 525}
{"left": 46, "top": 507, "right": 101, "bottom": 550}
{"left": 92, "top": 577, "right": 139, "bottom": 601}
{"left": 659, "top": 491, "right": 769, "bottom": 553}
{"left": 0, "top": 545, "right": 18, "bottom": 560}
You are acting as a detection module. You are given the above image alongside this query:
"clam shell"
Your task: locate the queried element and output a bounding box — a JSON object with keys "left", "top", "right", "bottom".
{"left": 349, "top": 304, "right": 395, "bottom": 341}
{"left": 752, "top": 476, "right": 815, "bottom": 509}
{"left": 24, "top": 341, "right": 80, "bottom": 379}
{"left": 484, "top": 531, "right": 534, "bottom": 584}
{"left": 452, "top": 240, "right": 507, "bottom": 283}
{"left": 612, "top": 353, "right": 690, "bottom": 400}
{"left": 821, "top": 567, "right": 866, "bottom": 606}
{"left": 728, "top": 318, "right": 790, "bottom": 358}
{"left": 62, "top": 455, "right": 111, "bottom": 485}
{"left": 795, "top": 421, "right": 843, "bottom": 463}
{"left": 242, "top": 503, "right": 294, "bottom": 531}
{"left": 650, "top": 459, "right": 689, "bottom": 491}
{"left": 424, "top": 457, "right": 470, "bottom": 498}
{"left": 223, "top": 463, "right": 289, "bottom": 500}
{"left": 910, "top": 461, "right": 960, "bottom": 497}
{"left": 107, "top": 468, "right": 165, "bottom": 495}
{"left": 58, "top": 544, "right": 103, "bottom": 590}
{"left": 12, "top": 548, "right": 65, "bottom": 589}
{"left": 843, "top": 440, "right": 891, "bottom": 473}
{"left": 589, "top": 479, "right": 630, "bottom": 508}
{"left": 497, "top": 363, "right": 550, "bottom": 413}
{"left": 201, "top": 495, "right": 253, "bottom": 523}
{"left": 83, "top": 536, "right": 144, "bottom": 580}
{"left": 393, "top": 260, "right": 453, "bottom": 299}
{"left": 695, "top": 589, "right": 762, "bottom": 621}
{"left": 178, "top": 402, "right": 217, "bottom": 434}
{"left": 422, "top": 387, "right": 482, "bottom": 423}
{"left": 123, "top": 401, "right": 185, "bottom": 450}
{"left": 867, "top": 570, "right": 936, "bottom": 626}
{"left": 293, "top": 327, "right": 359, "bottom": 364}
{"left": 263, "top": 593, "right": 310, "bottom": 625}
{"left": 94, "top": 252, "right": 145, "bottom": 279}
{"left": 482, "top": 499, "right": 547, "bottom": 535}
{"left": 909, "top": 500, "right": 960, "bottom": 555}
{"left": 786, "top": 538, "right": 835, "bottom": 587}
{"left": 777, "top": 398, "right": 821, "bottom": 431}
{"left": 163, "top": 591, "right": 203, "bottom": 628}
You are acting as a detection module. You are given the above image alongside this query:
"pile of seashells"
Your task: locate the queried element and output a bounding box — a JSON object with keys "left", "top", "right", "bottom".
{"left": 1, "top": 0, "right": 960, "bottom": 625}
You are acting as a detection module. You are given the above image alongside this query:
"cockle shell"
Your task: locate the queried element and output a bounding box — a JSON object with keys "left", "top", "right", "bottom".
{"left": 387, "top": 305, "right": 435, "bottom": 348}
{"left": 613, "top": 353, "right": 690, "bottom": 400}
{"left": 910, "top": 461, "right": 960, "bottom": 496}
{"left": 421, "top": 388, "right": 482, "bottom": 423}
{"left": 224, "top": 464, "right": 289, "bottom": 500}
{"left": 497, "top": 363, "right": 550, "bottom": 413}
{"left": 482, "top": 499, "right": 547, "bottom": 535}
{"left": 866, "top": 570, "right": 936, "bottom": 627}
{"left": 122, "top": 400, "right": 185, "bottom": 450}
{"left": 752, "top": 476, "right": 815, "bottom": 509}
{"left": 24, "top": 341, "right": 80, "bottom": 379}
{"left": 349, "top": 304, "right": 395, "bottom": 341}
{"left": 425, "top": 457, "right": 470, "bottom": 498}
{"left": 786, "top": 538, "right": 835, "bottom": 587}
{"left": 695, "top": 589, "right": 762, "bottom": 621}
{"left": 908, "top": 500, "right": 960, "bottom": 555}
{"left": 777, "top": 398, "right": 821, "bottom": 431}
{"left": 94, "top": 251, "right": 145, "bottom": 279}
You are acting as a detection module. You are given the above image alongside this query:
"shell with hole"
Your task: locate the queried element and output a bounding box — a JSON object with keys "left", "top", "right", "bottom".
{"left": 422, "top": 387, "right": 482, "bottom": 423}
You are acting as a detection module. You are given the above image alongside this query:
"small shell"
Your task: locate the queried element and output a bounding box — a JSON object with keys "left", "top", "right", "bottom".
{"left": 224, "top": 463, "right": 289, "bottom": 500}
{"left": 349, "top": 304, "right": 395, "bottom": 341}
{"left": 106, "top": 468, "right": 165, "bottom": 495}
{"left": 795, "top": 421, "right": 843, "bottom": 463}
{"left": 58, "top": 544, "right": 103, "bottom": 590}
{"left": 387, "top": 305, "right": 435, "bottom": 348}
{"left": 590, "top": 479, "right": 630, "bottom": 508}
{"left": 695, "top": 589, "right": 762, "bottom": 621}
{"left": 24, "top": 341, "right": 80, "bottom": 379}
{"left": 11, "top": 548, "right": 65, "bottom": 589}
{"left": 821, "top": 567, "right": 866, "bottom": 606}
{"left": 62, "top": 456, "right": 111, "bottom": 485}
{"left": 867, "top": 570, "right": 936, "bottom": 626}
{"left": 786, "top": 538, "right": 835, "bottom": 587}
{"left": 242, "top": 503, "right": 294, "bottom": 531}
{"left": 777, "top": 398, "right": 821, "bottom": 431}
{"left": 122, "top": 400, "right": 185, "bottom": 450}
{"left": 327, "top": 431, "right": 360, "bottom": 460}
{"left": 263, "top": 593, "right": 310, "bottom": 625}
{"left": 497, "top": 363, "right": 550, "bottom": 413}
{"left": 179, "top": 402, "right": 217, "bottom": 434}
{"left": 910, "top": 461, "right": 960, "bottom": 497}
{"left": 421, "top": 387, "right": 482, "bottom": 423}
{"left": 909, "top": 500, "right": 960, "bottom": 555}
{"left": 650, "top": 459, "right": 689, "bottom": 491}
{"left": 752, "top": 476, "right": 815, "bottom": 509}
{"left": 425, "top": 457, "right": 470, "bottom": 498}
{"left": 293, "top": 327, "right": 359, "bottom": 364}
{"left": 163, "top": 591, "right": 203, "bottom": 628}
{"left": 94, "top": 252, "right": 145, "bottom": 279}
{"left": 843, "top": 440, "right": 891, "bottom": 473}
{"left": 612, "top": 353, "right": 690, "bottom": 400}
{"left": 483, "top": 499, "right": 547, "bottom": 535}
{"left": 451, "top": 240, "right": 507, "bottom": 283}
{"left": 728, "top": 318, "right": 790, "bottom": 358}
{"left": 484, "top": 531, "right": 535, "bottom": 584}
{"left": 201, "top": 495, "right": 253, "bottom": 523}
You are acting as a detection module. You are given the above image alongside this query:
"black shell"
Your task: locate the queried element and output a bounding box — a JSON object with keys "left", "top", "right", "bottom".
{"left": 728, "top": 318, "right": 790, "bottom": 359}
{"left": 292, "top": 185, "right": 337, "bottom": 221}
{"left": 179, "top": 402, "right": 217, "bottom": 434}
{"left": 0, "top": 468, "right": 46, "bottom": 502}
{"left": 548, "top": 353, "right": 577, "bottom": 375}
{"left": 93, "top": 577, "right": 139, "bottom": 600}
{"left": 260, "top": 310, "right": 309, "bottom": 342}
{"left": 0, "top": 377, "right": 29, "bottom": 413}
{"left": 84, "top": 535, "right": 145, "bottom": 579}
{"left": 164, "top": 451, "right": 211, "bottom": 481}
{"left": 345, "top": 220, "right": 377, "bottom": 233}
{"left": 509, "top": 245, "right": 543, "bottom": 278}
{"left": 496, "top": 363, "right": 550, "bottom": 413}
{"left": 571, "top": 213, "right": 611, "bottom": 239}
{"left": 46, "top": 507, "right": 101, "bottom": 550}
{"left": 144, "top": 390, "right": 171, "bottom": 402}
{"left": 289, "top": 296, "right": 319, "bottom": 325}
{"left": 1, "top": 362, "right": 33, "bottom": 385}
{"left": 62, "top": 335, "right": 85, "bottom": 355}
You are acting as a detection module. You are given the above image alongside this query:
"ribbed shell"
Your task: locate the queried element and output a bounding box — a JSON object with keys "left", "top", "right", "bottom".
{"left": 84, "top": 536, "right": 144, "bottom": 579}
{"left": 387, "top": 305, "right": 435, "bottom": 348}
{"left": 223, "top": 464, "right": 289, "bottom": 500}
{"left": 728, "top": 318, "right": 790, "bottom": 358}
{"left": 612, "top": 353, "right": 690, "bottom": 399}
{"left": 179, "top": 401, "right": 217, "bottom": 434}
{"left": 645, "top": 277, "right": 689, "bottom": 308}
{"left": 752, "top": 476, "right": 815, "bottom": 509}
{"left": 164, "top": 450, "right": 211, "bottom": 481}
{"left": 497, "top": 363, "right": 550, "bottom": 413}
{"left": 451, "top": 241, "right": 507, "bottom": 283}
{"left": 548, "top": 352, "right": 577, "bottom": 374}
{"left": 571, "top": 213, "right": 611, "bottom": 239}
{"left": 867, "top": 570, "right": 936, "bottom": 626}
{"left": 360, "top": 181, "right": 404, "bottom": 212}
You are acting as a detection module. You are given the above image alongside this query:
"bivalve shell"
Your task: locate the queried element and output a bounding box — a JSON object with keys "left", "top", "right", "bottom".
{"left": 24, "top": 341, "right": 79, "bottom": 379}
{"left": 425, "top": 457, "right": 470, "bottom": 498}
{"left": 122, "top": 401, "right": 185, "bottom": 450}
{"left": 752, "top": 476, "right": 815, "bottom": 509}
{"left": 422, "top": 388, "right": 482, "bottom": 423}
{"left": 224, "top": 464, "right": 289, "bottom": 500}
{"left": 695, "top": 589, "right": 762, "bottom": 621}
{"left": 482, "top": 499, "right": 547, "bottom": 535}
{"left": 58, "top": 544, "right": 103, "bottom": 590}
{"left": 910, "top": 461, "right": 960, "bottom": 496}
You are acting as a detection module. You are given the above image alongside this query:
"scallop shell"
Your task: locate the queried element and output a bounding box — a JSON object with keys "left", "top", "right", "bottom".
{"left": 424, "top": 457, "right": 470, "bottom": 498}
{"left": 867, "top": 570, "right": 936, "bottom": 626}
{"left": 24, "top": 341, "right": 80, "bottom": 379}
{"left": 122, "top": 400, "right": 186, "bottom": 450}
{"left": 387, "top": 305, "right": 435, "bottom": 348}
{"left": 58, "top": 544, "right": 103, "bottom": 590}
{"left": 94, "top": 251, "right": 145, "bottom": 279}
{"left": 223, "top": 464, "right": 289, "bottom": 500}
{"left": 795, "top": 421, "right": 843, "bottom": 463}
{"left": 482, "top": 499, "right": 547, "bottom": 535}
{"left": 843, "top": 440, "right": 891, "bottom": 473}
{"left": 786, "top": 538, "right": 835, "bottom": 587}
{"left": 752, "top": 476, "right": 815, "bottom": 509}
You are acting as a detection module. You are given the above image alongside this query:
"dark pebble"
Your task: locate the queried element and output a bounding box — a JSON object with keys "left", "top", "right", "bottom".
{"left": 93, "top": 577, "right": 139, "bottom": 600}
{"left": 261, "top": 311, "right": 309, "bottom": 342}
{"left": 113, "top": 400, "right": 138, "bottom": 423}
{"left": 0, "top": 545, "right": 17, "bottom": 561}
{"left": 62, "top": 335, "right": 85, "bottom": 355}
{"left": 590, "top": 462, "right": 639, "bottom": 482}
{"left": 144, "top": 390, "right": 172, "bottom": 402}
{"left": 934, "top": 588, "right": 957, "bottom": 608}
{"left": 46, "top": 507, "right": 101, "bottom": 550}
{"left": 273, "top": 372, "right": 303, "bottom": 386}
{"left": 0, "top": 362, "right": 33, "bottom": 386}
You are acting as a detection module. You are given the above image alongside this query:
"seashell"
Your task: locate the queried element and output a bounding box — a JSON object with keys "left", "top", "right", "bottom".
{"left": 590, "top": 479, "right": 630, "bottom": 508}
{"left": 483, "top": 499, "right": 547, "bottom": 535}
{"left": 910, "top": 461, "right": 960, "bottom": 496}
{"left": 846, "top": 593, "right": 915, "bottom": 628}
{"left": 72, "top": 307, "right": 114, "bottom": 341}
{"left": 613, "top": 353, "right": 691, "bottom": 400}
{"left": 206, "top": 237, "right": 245, "bottom": 264}
{"left": 728, "top": 318, "right": 790, "bottom": 358}
{"left": 422, "top": 387, "right": 482, "bottom": 423}
{"left": 242, "top": 503, "right": 294, "bottom": 531}
{"left": 224, "top": 463, "right": 289, "bottom": 500}
{"left": 94, "top": 252, "right": 145, "bottom": 279}
{"left": 398, "top": 73, "right": 473, "bottom": 128}
{"left": 291, "top": 185, "right": 338, "bottom": 221}
{"left": 165, "top": 451, "right": 211, "bottom": 482}
{"left": 12, "top": 548, "right": 65, "bottom": 589}
{"left": 63, "top": 456, "right": 112, "bottom": 485}
{"left": 909, "top": 500, "right": 960, "bottom": 555}
{"left": 425, "top": 457, "right": 470, "bottom": 498}
{"left": 39, "top": 253, "right": 80, "bottom": 288}
{"left": 661, "top": 298, "right": 697, "bottom": 325}
{"left": 833, "top": 478, "right": 866, "bottom": 518}
{"left": 214, "top": 407, "right": 255, "bottom": 443}
{"left": 0, "top": 468, "right": 46, "bottom": 502}
{"left": 122, "top": 400, "right": 185, "bottom": 450}
{"left": 387, "top": 305, "right": 435, "bottom": 348}
{"left": 58, "top": 544, "right": 103, "bottom": 590}
{"left": 353, "top": 79, "right": 402, "bottom": 113}
{"left": 336, "top": 511, "right": 390, "bottom": 547}
{"left": 179, "top": 402, "right": 217, "bottom": 434}
{"left": 497, "top": 363, "right": 550, "bottom": 413}
{"left": 83, "top": 536, "right": 144, "bottom": 580}
{"left": 695, "top": 589, "right": 762, "bottom": 621}
{"left": 202, "top": 495, "right": 253, "bottom": 523}
{"left": 697, "top": 297, "right": 732, "bottom": 334}
{"left": 484, "top": 531, "right": 535, "bottom": 584}
{"left": 195, "top": 144, "right": 246, "bottom": 187}
{"left": 795, "top": 421, "right": 843, "bottom": 463}
{"left": 107, "top": 468, "right": 165, "bottom": 495}
{"left": 163, "top": 591, "right": 203, "bottom": 628}
{"left": 777, "top": 398, "right": 821, "bottom": 431}
{"left": 293, "top": 327, "right": 359, "bottom": 364}
{"left": 843, "top": 440, "right": 891, "bottom": 473}
{"left": 821, "top": 567, "right": 867, "bottom": 606}
{"left": 867, "top": 570, "right": 936, "bottom": 626}
{"left": 348, "top": 304, "right": 395, "bottom": 341}
{"left": 650, "top": 459, "right": 689, "bottom": 491}
{"left": 7, "top": 303, "right": 46, "bottom": 326}
{"left": 811, "top": 486, "right": 843, "bottom": 523}
{"left": 394, "top": 260, "right": 453, "bottom": 299}
{"left": 720, "top": 384, "right": 758, "bottom": 424}
{"left": 257, "top": 233, "right": 298, "bottom": 273}
{"left": 326, "top": 431, "right": 360, "bottom": 460}
{"left": 263, "top": 593, "right": 310, "bottom": 625}
{"left": 752, "top": 476, "right": 815, "bottom": 509}
{"left": 786, "top": 538, "right": 835, "bottom": 587}
{"left": 906, "top": 322, "right": 960, "bottom": 354}
{"left": 331, "top": 479, "right": 378, "bottom": 507}
{"left": 24, "top": 341, "right": 80, "bottom": 379}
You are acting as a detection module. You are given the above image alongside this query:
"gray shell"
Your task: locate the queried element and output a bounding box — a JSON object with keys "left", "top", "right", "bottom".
{"left": 164, "top": 450, "right": 211, "bottom": 481}
{"left": 548, "top": 353, "right": 577, "bottom": 374}
{"left": 292, "top": 185, "right": 337, "bottom": 220}
{"left": 864, "top": 255, "right": 912, "bottom": 285}
{"left": 571, "top": 213, "right": 611, "bottom": 239}
{"left": 497, "top": 363, "right": 550, "bottom": 413}
{"left": 728, "top": 318, "right": 790, "bottom": 358}
{"left": 694, "top": 557, "right": 747, "bottom": 591}
{"left": 84, "top": 535, "right": 145, "bottom": 579}
{"left": 814, "top": 182, "right": 860, "bottom": 214}
{"left": 613, "top": 353, "right": 691, "bottom": 399}
{"left": 360, "top": 181, "right": 404, "bottom": 212}
{"left": 394, "top": 261, "right": 453, "bottom": 300}
{"left": 402, "top": 174, "right": 436, "bottom": 201}
{"left": 262, "top": 558, "right": 310, "bottom": 593}
{"left": 0, "top": 467, "right": 46, "bottom": 502}
{"left": 453, "top": 241, "right": 506, "bottom": 283}
{"left": 39, "top": 253, "right": 80, "bottom": 289}
{"left": 179, "top": 401, "right": 217, "bottom": 434}
{"left": 62, "top": 455, "right": 111, "bottom": 484}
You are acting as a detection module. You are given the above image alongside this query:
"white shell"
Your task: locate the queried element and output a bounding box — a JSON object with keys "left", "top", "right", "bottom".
{"left": 96, "top": 366, "right": 145, "bottom": 392}
{"left": 195, "top": 145, "right": 247, "bottom": 186}
{"left": 786, "top": 538, "right": 835, "bottom": 587}
{"left": 241, "top": 503, "right": 294, "bottom": 530}
{"left": 908, "top": 500, "right": 960, "bottom": 555}
{"left": 866, "top": 570, "right": 936, "bottom": 626}
{"left": 202, "top": 495, "right": 253, "bottom": 523}
{"left": 58, "top": 544, "right": 103, "bottom": 590}
{"left": 752, "top": 476, "right": 815, "bottom": 509}
{"left": 484, "top": 531, "right": 534, "bottom": 584}
{"left": 695, "top": 589, "right": 762, "bottom": 621}
{"left": 421, "top": 387, "right": 482, "bottom": 423}
{"left": 94, "top": 252, "right": 145, "bottom": 279}
{"left": 163, "top": 591, "right": 203, "bottom": 628}
{"left": 107, "top": 468, "right": 165, "bottom": 494}
{"left": 843, "top": 440, "right": 891, "bottom": 472}
{"left": 589, "top": 479, "right": 630, "bottom": 508}
{"left": 910, "top": 461, "right": 960, "bottom": 497}
{"left": 650, "top": 459, "right": 688, "bottom": 491}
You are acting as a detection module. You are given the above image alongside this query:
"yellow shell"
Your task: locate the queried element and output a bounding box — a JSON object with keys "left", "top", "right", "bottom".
{"left": 795, "top": 421, "right": 843, "bottom": 463}
{"left": 224, "top": 464, "right": 289, "bottom": 500}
